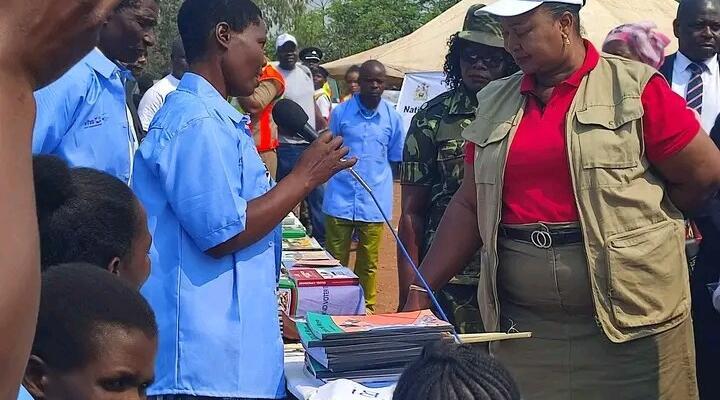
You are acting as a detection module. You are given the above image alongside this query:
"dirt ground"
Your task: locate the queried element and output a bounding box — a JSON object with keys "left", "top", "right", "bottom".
{"left": 347, "top": 182, "right": 402, "bottom": 314}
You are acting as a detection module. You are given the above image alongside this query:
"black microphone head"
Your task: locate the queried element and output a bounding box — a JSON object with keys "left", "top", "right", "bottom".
{"left": 273, "top": 98, "right": 310, "bottom": 133}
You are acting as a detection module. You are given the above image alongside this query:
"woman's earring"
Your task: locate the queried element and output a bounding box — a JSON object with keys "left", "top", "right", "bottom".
{"left": 563, "top": 34, "right": 571, "bottom": 46}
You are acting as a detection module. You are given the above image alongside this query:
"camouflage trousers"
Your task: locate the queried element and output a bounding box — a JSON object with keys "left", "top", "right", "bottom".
{"left": 436, "top": 283, "right": 484, "bottom": 334}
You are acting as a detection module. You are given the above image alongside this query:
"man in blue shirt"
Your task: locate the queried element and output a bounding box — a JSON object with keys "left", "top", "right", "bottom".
{"left": 324, "top": 60, "right": 405, "bottom": 313}
{"left": 32, "top": 0, "right": 159, "bottom": 184}
{"left": 132, "top": 1, "right": 355, "bottom": 399}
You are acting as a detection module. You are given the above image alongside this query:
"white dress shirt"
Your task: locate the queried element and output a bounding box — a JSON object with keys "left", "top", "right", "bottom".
{"left": 137, "top": 74, "right": 181, "bottom": 131}
{"left": 671, "top": 52, "right": 720, "bottom": 133}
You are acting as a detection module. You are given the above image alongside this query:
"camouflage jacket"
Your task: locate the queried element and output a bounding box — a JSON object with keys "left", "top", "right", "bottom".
{"left": 400, "top": 87, "right": 480, "bottom": 285}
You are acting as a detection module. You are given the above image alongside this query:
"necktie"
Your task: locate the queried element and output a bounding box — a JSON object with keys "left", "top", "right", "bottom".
{"left": 686, "top": 62, "right": 705, "bottom": 115}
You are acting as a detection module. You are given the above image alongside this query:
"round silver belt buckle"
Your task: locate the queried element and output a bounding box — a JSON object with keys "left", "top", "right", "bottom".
{"left": 531, "top": 230, "right": 553, "bottom": 249}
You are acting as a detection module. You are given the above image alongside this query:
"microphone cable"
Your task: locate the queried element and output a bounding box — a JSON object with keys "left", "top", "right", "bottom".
{"left": 345, "top": 167, "right": 461, "bottom": 344}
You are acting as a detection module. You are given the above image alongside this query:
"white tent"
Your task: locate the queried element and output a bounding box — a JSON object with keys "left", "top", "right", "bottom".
{"left": 323, "top": 0, "right": 680, "bottom": 79}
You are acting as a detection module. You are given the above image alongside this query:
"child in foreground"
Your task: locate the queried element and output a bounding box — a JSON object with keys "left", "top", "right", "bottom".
{"left": 393, "top": 343, "right": 521, "bottom": 400}
{"left": 33, "top": 155, "right": 152, "bottom": 288}
{"left": 22, "top": 264, "right": 157, "bottom": 400}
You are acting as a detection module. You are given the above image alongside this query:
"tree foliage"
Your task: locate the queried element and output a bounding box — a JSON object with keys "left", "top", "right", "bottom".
{"left": 320, "top": 0, "right": 459, "bottom": 61}
{"left": 146, "top": 0, "right": 183, "bottom": 78}
{"left": 145, "top": 0, "right": 461, "bottom": 78}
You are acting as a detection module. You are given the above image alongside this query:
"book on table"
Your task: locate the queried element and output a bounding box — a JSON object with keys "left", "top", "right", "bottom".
{"left": 282, "top": 250, "right": 340, "bottom": 268}
{"left": 293, "top": 286, "right": 366, "bottom": 319}
{"left": 282, "top": 236, "right": 323, "bottom": 251}
{"left": 282, "top": 227, "right": 307, "bottom": 239}
{"left": 289, "top": 266, "right": 360, "bottom": 287}
{"left": 307, "top": 309, "right": 453, "bottom": 340}
{"left": 282, "top": 214, "right": 307, "bottom": 239}
{"left": 306, "top": 344, "right": 428, "bottom": 372}
{"left": 297, "top": 320, "right": 445, "bottom": 348}
{"left": 299, "top": 310, "right": 453, "bottom": 383}
{"left": 304, "top": 354, "right": 404, "bottom": 384}
{"left": 282, "top": 213, "right": 303, "bottom": 228}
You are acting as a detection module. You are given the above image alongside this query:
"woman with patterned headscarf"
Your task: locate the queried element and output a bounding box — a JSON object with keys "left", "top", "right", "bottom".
{"left": 602, "top": 22, "right": 672, "bottom": 69}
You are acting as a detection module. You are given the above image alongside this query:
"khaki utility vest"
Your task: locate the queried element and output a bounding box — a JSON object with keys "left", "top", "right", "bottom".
{"left": 462, "top": 54, "right": 690, "bottom": 343}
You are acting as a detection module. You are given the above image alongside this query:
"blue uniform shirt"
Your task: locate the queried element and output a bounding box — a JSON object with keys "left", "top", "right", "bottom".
{"left": 16, "top": 386, "right": 32, "bottom": 400}
{"left": 132, "top": 73, "right": 284, "bottom": 398}
{"left": 324, "top": 96, "right": 405, "bottom": 222}
{"left": 33, "top": 48, "right": 135, "bottom": 183}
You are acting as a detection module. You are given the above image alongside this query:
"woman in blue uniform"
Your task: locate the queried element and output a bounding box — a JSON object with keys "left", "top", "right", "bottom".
{"left": 131, "top": 1, "right": 355, "bottom": 399}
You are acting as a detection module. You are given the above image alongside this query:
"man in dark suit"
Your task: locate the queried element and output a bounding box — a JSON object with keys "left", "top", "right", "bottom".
{"left": 660, "top": 1, "right": 720, "bottom": 398}
{"left": 660, "top": 0, "right": 720, "bottom": 132}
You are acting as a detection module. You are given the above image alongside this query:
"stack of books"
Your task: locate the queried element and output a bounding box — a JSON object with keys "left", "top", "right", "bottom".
{"left": 279, "top": 214, "right": 364, "bottom": 324}
{"left": 282, "top": 213, "right": 307, "bottom": 239}
{"left": 278, "top": 214, "right": 365, "bottom": 340}
{"left": 280, "top": 264, "right": 365, "bottom": 320}
{"left": 299, "top": 310, "right": 454, "bottom": 383}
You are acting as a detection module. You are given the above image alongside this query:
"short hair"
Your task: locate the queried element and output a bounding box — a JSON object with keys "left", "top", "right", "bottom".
{"left": 32, "top": 263, "right": 157, "bottom": 371}
{"left": 178, "top": 0, "right": 263, "bottom": 64}
{"left": 344, "top": 65, "right": 360, "bottom": 79}
{"left": 678, "top": 0, "right": 720, "bottom": 21}
{"left": 33, "top": 155, "right": 139, "bottom": 270}
{"left": 393, "top": 343, "right": 521, "bottom": 400}
{"left": 309, "top": 65, "right": 329, "bottom": 78}
{"left": 359, "top": 60, "right": 386, "bottom": 78}
{"left": 543, "top": 2, "right": 582, "bottom": 35}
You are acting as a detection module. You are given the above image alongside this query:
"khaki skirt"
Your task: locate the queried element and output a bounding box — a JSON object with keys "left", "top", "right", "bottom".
{"left": 490, "top": 223, "right": 698, "bottom": 400}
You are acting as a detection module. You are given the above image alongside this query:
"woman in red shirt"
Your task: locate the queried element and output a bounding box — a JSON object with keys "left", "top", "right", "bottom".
{"left": 403, "top": 1, "right": 720, "bottom": 399}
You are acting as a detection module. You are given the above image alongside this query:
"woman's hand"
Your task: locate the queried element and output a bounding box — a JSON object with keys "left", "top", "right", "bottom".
{"left": 290, "top": 133, "right": 357, "bottom": 190}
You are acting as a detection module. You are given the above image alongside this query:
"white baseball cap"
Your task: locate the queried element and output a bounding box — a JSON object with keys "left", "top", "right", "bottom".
{"left": 480, "top": 0, "right": 584, "bottom": 17}
{"left": 276, "top": 33, "right": 298, "bottom": 49}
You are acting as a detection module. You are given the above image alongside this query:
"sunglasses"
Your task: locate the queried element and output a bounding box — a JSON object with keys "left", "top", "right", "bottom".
{"left": 460, "top": 48, "right": 506, "bottom": 68}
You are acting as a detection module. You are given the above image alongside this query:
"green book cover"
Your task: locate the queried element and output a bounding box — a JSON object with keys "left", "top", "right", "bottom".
{"left": 297, "top": 320, "right": 323, "bottom": 347}
{"left": 278, "top": 276, "right": 295, "bottom": 290}
{"left": 282, "top": 229, "right": 307, "bottom": 239}
{"left": 306, "top": 312, "right": 345, "bottom": 339}
{"left": 306, "top": 310, "right": 453, "bottom": 340}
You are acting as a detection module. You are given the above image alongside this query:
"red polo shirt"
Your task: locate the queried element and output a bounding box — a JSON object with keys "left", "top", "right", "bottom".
{"left": 465, "top": 41, "right": 699, "bottom": 224}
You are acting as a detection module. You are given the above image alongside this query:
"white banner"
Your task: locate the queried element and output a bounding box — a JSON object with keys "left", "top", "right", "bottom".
{"left": 396, "top": 71, "right": 448, "bottom": 133}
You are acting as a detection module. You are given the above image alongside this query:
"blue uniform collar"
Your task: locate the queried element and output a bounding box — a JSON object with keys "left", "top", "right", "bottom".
{"left": 84, "top": 48, "right": 120, "bottom": 79}
{"left": 353, "top": 95, "right": 382, "bottom": 119}
{"left": 178, "top": 73, "right": 249, "bottom": 125}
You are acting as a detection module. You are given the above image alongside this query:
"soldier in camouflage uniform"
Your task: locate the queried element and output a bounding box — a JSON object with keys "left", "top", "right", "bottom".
{"left": 398, "top": 4, "right": 518, "bottom": 333}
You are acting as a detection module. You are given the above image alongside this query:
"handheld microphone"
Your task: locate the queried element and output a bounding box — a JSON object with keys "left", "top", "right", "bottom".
{"left": 272, "top": 99, "right": 321, "bottom": 143}
{"left": 273, "top": 99, "right": 461, "bottom": 343}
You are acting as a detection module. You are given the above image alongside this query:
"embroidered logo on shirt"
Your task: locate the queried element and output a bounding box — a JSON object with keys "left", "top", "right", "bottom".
{"left": 82, "top": 114, "right": 108, "bottom": 129}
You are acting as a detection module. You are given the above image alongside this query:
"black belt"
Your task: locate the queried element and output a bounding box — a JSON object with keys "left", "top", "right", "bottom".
{"left": 499, "top": 226, "right": 583, "bottom": 248}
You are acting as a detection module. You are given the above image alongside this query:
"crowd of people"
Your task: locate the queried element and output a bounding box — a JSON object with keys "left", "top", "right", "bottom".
{"left": 3, "top": 0, "right": 720, "bottom": 399}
